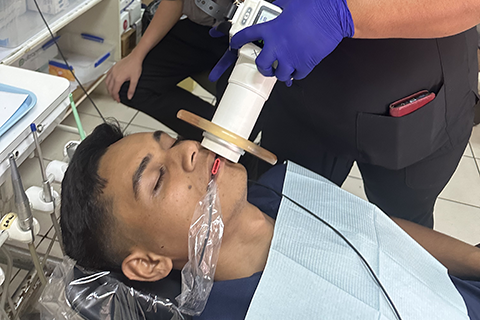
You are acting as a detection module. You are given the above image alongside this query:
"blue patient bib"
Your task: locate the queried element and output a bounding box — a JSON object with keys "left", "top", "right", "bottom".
{"left": 245, "top": 162, "right": 469, "bottom": 320}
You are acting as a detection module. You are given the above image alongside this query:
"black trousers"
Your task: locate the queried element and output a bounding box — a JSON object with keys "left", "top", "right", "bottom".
{"left": 248, "top": 31, "right": 478, "bottom": 228}
{"left": 215, "top": 61, "right": 473, "bottom": 229}
{"left": 256, "top": 109, "right": 471, "bottom": 228}
{"left": 119, "top": 18, "right": 228, "bottom": 141}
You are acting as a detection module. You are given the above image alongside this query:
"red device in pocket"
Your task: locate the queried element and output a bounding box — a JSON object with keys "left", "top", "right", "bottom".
{"left": 389, "top": 90, "right": 435, "bottom": 117}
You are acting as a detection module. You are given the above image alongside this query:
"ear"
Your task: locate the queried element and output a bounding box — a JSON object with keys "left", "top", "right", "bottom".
{"left": 121, "top": 249, "right": 173, "bottom": 282}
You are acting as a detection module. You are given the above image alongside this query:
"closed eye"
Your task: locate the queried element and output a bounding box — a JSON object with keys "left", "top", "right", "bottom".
{"left": 153, "top": 166, "right": 166, "bottom": 194}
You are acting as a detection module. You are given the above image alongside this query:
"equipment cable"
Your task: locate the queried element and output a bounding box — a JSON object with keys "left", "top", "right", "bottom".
{"left": 197, "top": 156, "right": 221, "bottom": 267}
{"left": 248, "top": 179, "right": 403, "bottom": 320}
{"left": 32, "top": 0, "right": 107, "bottom": 122}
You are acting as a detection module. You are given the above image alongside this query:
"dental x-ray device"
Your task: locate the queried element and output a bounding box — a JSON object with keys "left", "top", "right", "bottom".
{"left": 178, "top": 0, "right": 281, "bottom": 165}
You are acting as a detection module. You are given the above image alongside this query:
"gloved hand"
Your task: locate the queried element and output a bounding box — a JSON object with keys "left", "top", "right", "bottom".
{"left": 209, "top": 0, "right": 355, "bottom": 86}
{"left": 209, "top": 22, "right": 230, "bottom": 38}
{"left": 208, "top": 23, "right": 238, "bottom": 82}
{"left": 208, "top": 48, "right": 237, "bottom": 82}
{"left": 209, "top": 27, "right": 226, "bottom": 38}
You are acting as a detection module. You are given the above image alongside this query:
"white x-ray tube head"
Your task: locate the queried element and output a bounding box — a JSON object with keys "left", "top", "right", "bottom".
{"left": 201, "top": 43, "right": 277, "bottom": 163}
{"left": 200, "top": 0, "right": 281, "bottom": 163}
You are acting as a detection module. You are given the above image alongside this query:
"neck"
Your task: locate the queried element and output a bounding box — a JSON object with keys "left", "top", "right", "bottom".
{"left": 214, "top": 202, "right": 275, "bottom": 281}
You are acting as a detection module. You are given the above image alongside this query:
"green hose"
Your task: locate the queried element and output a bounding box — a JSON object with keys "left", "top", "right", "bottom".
{"left": 69, "top": 94, "right": 86, "bottom": 140}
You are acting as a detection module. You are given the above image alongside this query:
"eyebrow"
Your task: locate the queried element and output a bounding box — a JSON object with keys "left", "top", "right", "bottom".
{"left": 132, "top": 154, "right": 152, "bottom": 200}
{"left": 153, "top": 131, "right": 163, "bottom": 142}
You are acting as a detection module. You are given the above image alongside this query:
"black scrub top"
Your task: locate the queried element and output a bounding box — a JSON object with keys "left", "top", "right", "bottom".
{"left": 263, "top": 28, "right": 479, "bottom": 170}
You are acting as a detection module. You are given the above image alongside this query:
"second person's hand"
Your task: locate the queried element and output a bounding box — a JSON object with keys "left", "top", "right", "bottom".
{"left": 210, "top": 0, "right": 355, "bottom": 86}
{"left": 106, "top": 51, "right": 144, "bottom": 103}
{"left": 232, "top": 0, "right": 355, "bottom": 82}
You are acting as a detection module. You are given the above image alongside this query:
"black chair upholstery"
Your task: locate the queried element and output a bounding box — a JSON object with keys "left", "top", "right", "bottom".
{"left": 65, "top": 267, "right": 191, "bottom": 320}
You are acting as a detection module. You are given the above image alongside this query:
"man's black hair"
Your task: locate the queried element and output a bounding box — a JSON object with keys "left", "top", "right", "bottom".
{"left": 60, "top": 122, "right": 126, "bottom": 271}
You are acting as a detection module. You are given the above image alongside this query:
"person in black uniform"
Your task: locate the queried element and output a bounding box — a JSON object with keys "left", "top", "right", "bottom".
{"left": 211, "top": 0, "right": 480, "bottom": 228}
{"left": 105, "top": 0, "right": 231, "bottom": 141}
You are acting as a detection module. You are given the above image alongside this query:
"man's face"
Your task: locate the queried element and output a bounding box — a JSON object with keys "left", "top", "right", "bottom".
{"left": 98, "top": 131, "right": 247, "bottom": 268}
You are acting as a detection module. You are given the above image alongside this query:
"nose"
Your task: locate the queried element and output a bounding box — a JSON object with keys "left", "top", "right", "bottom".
{"left": 179, "top": 141, "right": 200, "bottom": 172}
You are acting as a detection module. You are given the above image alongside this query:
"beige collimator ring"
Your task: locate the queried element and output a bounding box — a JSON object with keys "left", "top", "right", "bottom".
{"left": 177, "top": 110, "right": 278, "bottom": 165}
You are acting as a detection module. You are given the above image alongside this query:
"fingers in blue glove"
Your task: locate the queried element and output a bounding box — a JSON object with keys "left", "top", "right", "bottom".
{"left": 230, "top": 23, "right": 266, "bottom": 50}
{"left": 273, "top": 60, "right": 295, "bottom": 83}
{"left": 231, "top": 0, "right": 354, "bottom": 83}
{"left": 255, "top": 47, "right": 276, "bottom": 77}
{"left": 209, "top": 27, "right": 226, "bottom": 38}
{"left": 209, "top": 48, "right": 238, "bottom": 82}
{"left": 291, "top": 68, "right": 311, "bottom": 81}
{"left": 272, "top": 0, "right": 289, "bottom": 9}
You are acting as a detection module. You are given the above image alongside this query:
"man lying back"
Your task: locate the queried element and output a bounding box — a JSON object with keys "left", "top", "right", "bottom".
{"left": 60, "top": 123, "right": 480, "bottom": 320}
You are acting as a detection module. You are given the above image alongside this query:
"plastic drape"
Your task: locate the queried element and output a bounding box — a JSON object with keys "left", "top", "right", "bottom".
{"left": 39, "top": 257, "right": 185, "bottom": 320}
{"left": 176, "top": 179, "right": 224, "bottom": 316}
{"left": 39, "top": 179, "right": 223, "bottom": 319}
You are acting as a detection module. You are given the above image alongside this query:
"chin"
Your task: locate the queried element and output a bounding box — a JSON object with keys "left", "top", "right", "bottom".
{"left": 226, "top": 161, "right": 248, "bottom": 184}
{"left": 217, "top": 161, "right": 248, "bottom": 215}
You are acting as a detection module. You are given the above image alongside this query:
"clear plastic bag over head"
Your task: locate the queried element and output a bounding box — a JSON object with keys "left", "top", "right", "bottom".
{"left": 39, "top": 256, "right": 185, "bottom": 320}
{"left": 176, "top": 179, "right": 224, "bottom": 316}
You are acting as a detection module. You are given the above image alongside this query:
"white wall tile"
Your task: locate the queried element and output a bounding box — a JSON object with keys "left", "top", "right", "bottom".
{"left": 36, "top": 239, "right": 63, "bottom": 259}
{"left": 40, "top": 127, "right": 80, "bottom": 161}
{"left": 33, "top": 210, "right": 55, "bottom": 238}
{"left": 40, "top": 129, "right": 79, "bottom": 162}
{"left": 469, "top": 126, "right": 480, "bottom": 158}
{"left": 434, "top": 198, "right": 480, "bottom": 245}
{"left": 0, "top": 263, "right": 20, "bottom": 296}
{"left": 440, "top": 156, "right": 480, "bottom": 207}
{"left": 15, "top": 157, "right": 59, "bottom": 237}
{"left": 9, "top": 269, "right": 28, "bottom": 295}
{"left": 463, "top": 142, "right": 473, "bottom": 157}
{"left": 76, "top": 93, "right": 138, "bottom": 123}
{"left": 128, "top": 115, "right": 177, "bottom": 137}
{"left": 191, "top": 84, "right": 214, "bottom": 103}
{"left": 17, "top": 157, "right": 43, "bottom": 192}
{"left": 3, "top": 266, "right": 19, "bottom": 293}
{"left": 62, "top": 113, "right": 124, "bottom": 135}
{"left": 348, "top": 162, "right": 362, "bottom": 179}
{"left": 341, "top": 176, "right": 367, "bottom": 201}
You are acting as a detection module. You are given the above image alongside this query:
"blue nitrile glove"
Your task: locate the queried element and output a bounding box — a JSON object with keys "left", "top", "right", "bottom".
{"left": 209, "top": 27, "right": 226, "bottom": 38}
{"left": 209, "top": 21, "right": 232, "bottom": 38}
{"left": 209, "top": 48, "right": 238, "bottom": 82}
{"left": 209, "top": 0, "right": 355, "bottom": 86}
{"left": 208, "top": 23, "right": 237, "bottom": 83}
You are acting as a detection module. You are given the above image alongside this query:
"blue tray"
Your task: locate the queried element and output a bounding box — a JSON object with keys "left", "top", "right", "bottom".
{"left": 0, "top": 83, "right": 37, "bottom": 137}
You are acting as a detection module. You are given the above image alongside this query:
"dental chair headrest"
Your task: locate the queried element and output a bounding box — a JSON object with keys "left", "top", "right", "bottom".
{"left": 65, "top": 267, "right": 190, "bottom": 320}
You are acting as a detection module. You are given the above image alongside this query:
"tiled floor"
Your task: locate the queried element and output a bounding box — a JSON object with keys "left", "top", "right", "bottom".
{"left": 9, "top": 81, "right": 480, "bottom": 296}
{"left": 343, "top": 138, "right": 480, "bottom": 246}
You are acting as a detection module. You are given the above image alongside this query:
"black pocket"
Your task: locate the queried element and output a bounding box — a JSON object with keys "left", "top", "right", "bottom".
{"left": 356, "top": 85, "right": 448, "bottom": 170}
